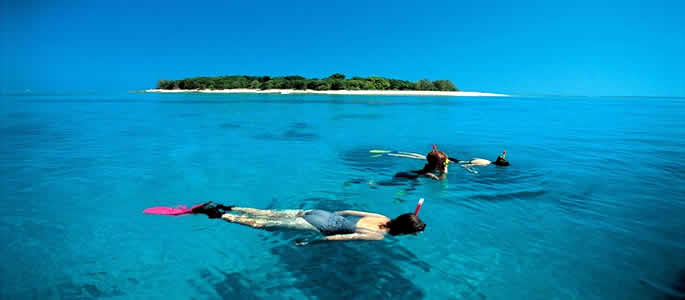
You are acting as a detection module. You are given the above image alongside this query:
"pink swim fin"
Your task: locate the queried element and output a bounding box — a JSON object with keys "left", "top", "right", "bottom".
{"left": 143, "top": 202, "right": 207, "bottom": 216}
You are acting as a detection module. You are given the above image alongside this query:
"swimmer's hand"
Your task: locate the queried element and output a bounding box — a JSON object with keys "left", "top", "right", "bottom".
{"left": 296, "top": 238, "right": 327, "bottom": 246}
{"left": 295, "top": 238, "right": 312, "bottom": 246}
{"left": 425, "top": 173, "right": 440, "bottom": 180}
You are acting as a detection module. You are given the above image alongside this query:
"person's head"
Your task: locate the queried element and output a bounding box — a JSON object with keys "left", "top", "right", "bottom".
{"left": 421, "top": 145, "right": 448, "bottom": 173}
{"left": 384, "top": 213, "right": 426, "bottom": 236}
{"left": 493, "top": 151, "right": 509, "bottom": 166}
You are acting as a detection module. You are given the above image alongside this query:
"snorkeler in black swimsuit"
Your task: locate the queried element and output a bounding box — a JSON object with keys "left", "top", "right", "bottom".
{"left": 190, "top": 201, "right": 427, "bottom": 244}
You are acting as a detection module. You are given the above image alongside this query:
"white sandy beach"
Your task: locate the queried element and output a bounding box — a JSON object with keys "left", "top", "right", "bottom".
{"left": 144, "top": 89, "right": 508, "bottom": 97}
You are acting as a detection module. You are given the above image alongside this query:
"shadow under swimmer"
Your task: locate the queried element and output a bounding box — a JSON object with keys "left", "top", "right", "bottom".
{"left": 449, "top": 150, "right": 510, "bottom": 174}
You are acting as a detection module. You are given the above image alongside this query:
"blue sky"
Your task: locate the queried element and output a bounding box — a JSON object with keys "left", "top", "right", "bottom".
{"left": 1, "top": 0, "right": 683, "bottom": 96}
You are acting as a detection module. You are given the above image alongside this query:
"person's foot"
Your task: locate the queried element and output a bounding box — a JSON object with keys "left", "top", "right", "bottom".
{"left": 206, "top": 205, "right": 223, "bottom": 219}
{"left": 191, "top": 202, "right": 225, "bottom": 219}
{"left": 191, "top": 202, "right": 212, "bottom": 213}
{"left": 295, "top": 238, "right": 309, "bottom": 246}
{"left": 221, "top": 214, "right": 236, "bottom": 221}
{"left": 216, "top": 204, "right": 234, "bottom": 211}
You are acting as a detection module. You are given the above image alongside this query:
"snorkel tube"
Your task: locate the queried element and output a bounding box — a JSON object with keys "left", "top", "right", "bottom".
{"left": 414, "top": 198, "right": 425, "bottom": 216}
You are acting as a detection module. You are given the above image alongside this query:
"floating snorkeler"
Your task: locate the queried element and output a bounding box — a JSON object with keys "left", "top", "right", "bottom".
{"left": 144, "top": 198, "right": 427, "bottom": 245}
{"left": 449, "top": 150, "right": 510, "bottom": 174}
{"left": 374, "top": 145, "right": 510, "bottom": 175}
{"left": 393, "top": 145, "right": 450, "bottom": 180}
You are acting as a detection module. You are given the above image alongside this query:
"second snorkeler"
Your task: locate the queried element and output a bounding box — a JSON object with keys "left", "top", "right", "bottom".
{"left": 393, "top": 145, "right": 510, "bottom": 178}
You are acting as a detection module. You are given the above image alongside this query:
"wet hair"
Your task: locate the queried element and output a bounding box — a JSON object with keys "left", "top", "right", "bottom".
{"left": 417, "top": 148, "right": 448, "bottom": 174}
{"left": 383, "top": 213, "right": 426, "bottom": 236}
{"left": 493, "top": 156, "right": 510, "bottom": 166}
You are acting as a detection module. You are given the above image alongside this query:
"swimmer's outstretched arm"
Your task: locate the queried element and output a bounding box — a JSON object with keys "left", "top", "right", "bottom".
{"left": 296, "top": 232, "right": 384, "bottom": 245}
{"left": 423, "top": 172, "right": 446, "bottom": 180}
{"left": 323, "top": 232, "right": 384, "bottom": 241}
{"left": 387, "top": 152, "right": 426, "bottom": 160}
{"left": 425, "top": 173, "right": 439, "bottom": 180}
{"left": 335, "top": 210, "right": 387, "bottom": 218}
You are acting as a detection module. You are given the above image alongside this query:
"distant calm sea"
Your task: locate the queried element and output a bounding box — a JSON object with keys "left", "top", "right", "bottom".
{"left": 1, "top": 92, "right": 683, "bottom": 299}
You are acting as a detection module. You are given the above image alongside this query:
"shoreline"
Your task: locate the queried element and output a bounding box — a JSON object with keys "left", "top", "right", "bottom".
{"left": 143, "top": 88, "right": 508, "bottom": 97}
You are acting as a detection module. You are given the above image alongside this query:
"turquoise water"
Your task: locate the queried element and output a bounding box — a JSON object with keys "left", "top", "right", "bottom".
{"left": 1, "top": 92, "right": 684, "bottom": 299}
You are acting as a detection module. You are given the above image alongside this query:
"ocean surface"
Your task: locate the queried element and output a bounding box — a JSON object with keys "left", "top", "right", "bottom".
{"left": 1, "top": 92, "right": 683, "bottom": 300}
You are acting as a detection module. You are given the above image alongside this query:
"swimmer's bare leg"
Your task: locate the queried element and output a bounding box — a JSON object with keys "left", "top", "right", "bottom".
{"left": 388, "top": 152, "right": 426, "bottom": 160}
{"left": 221, "top": 214, "right": 267, "bottom": 228}
{"left": 397, "top": 152, "right": 426, "bottom": 159}
{"left": 231, "top": 207, "right": 302, "bottom": 218}
{"left": 221, "top": 213, "right": 317, "bottom": 231}
{"left": 230, "top": 207, "right": 277, "bottom": 216}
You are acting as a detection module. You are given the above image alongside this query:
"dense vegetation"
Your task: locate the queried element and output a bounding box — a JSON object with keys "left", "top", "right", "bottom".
{"left": 156, "top": 74, "right": 458, "bottom": 91}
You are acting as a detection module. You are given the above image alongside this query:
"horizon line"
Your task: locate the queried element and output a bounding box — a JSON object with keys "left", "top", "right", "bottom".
{"left": 0, "top": 89, "right": 683, "bottom": 99}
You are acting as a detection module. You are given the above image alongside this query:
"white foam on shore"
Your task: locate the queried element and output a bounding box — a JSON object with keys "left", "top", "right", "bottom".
{"left": 143, "top": 89, "right": 508, "bottom": 97}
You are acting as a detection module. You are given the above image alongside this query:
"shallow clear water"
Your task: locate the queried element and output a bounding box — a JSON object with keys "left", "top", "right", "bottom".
{"left": 1, "top": 92, "right": 684, "bottom": 299}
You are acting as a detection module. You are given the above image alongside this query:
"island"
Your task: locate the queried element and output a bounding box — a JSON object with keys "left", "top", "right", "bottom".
{"left": 146, "top": 74, "right": 507, "bottom": 97}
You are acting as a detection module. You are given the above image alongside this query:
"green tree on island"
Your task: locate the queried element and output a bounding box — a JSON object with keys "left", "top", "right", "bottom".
{"left": 156, "top": 74, "right": 459, "bottom": 91}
